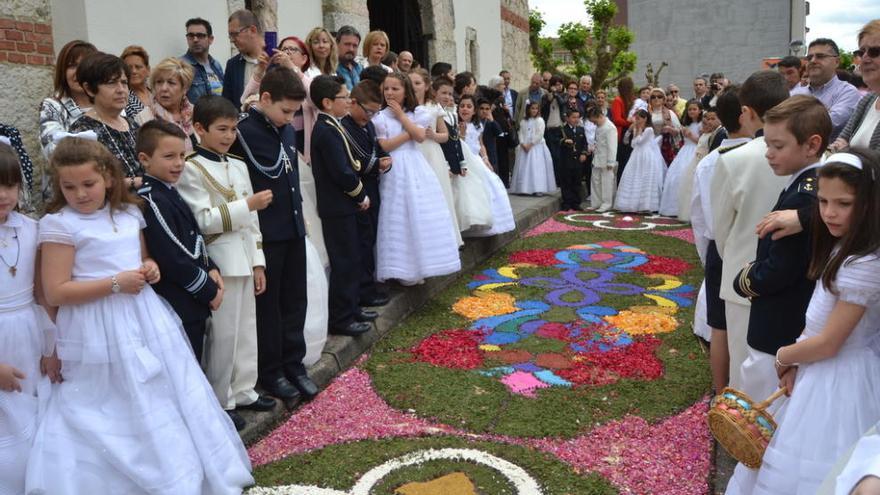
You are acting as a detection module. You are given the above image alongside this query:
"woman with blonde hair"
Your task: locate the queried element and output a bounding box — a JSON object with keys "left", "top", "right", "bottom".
{"left": 136, "top": 58, "right": 197, "bottom": 150}
{"left": 359, "top": 30, "right": 392, "bottom": 72}
{"left": 304, "top": 27, "right": 338, "bottom": 77}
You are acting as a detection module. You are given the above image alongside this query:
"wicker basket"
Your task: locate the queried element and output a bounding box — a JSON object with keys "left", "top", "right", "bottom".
{"left": 708, "top": 387, "right": 786, "bottom": 469}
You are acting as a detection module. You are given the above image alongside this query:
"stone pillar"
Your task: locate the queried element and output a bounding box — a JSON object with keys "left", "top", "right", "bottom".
{"left": 322, "top": 0, "right": 369, "bottom": 37}
{"left": 421, "top": 0, "right": 456, "bottom": 69}
{"left": 500, "top": 0, "right": 531, "bottom": 91}
{"left": 0, "top": 0, "right": 55, "bottom": 212}
{"left": 251, "top": 0, "right": 278, "bottom": 31}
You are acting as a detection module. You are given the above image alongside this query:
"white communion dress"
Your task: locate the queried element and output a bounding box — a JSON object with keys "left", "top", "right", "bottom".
{"left": 615, "top": 128, "right": 667, "bottom": 213}
{"left": 415, "top": 103, "right": 464, "bottom": 246}
{"left": 441, "top": 107, "right": 493, "bottom": 234}
{"left": 461, "top": 121, "right": 516, "bottom": 236}
{"left": 659, "top": 122, "right": 700, "bottom": 217}
{"left": 0, "top": 211, "right": 54, "bottom": 495}
{"left": 726, "top": 253, "right": 880, "bottom": 495}
{"left": 296, "top": 153, "right": 329, "bottom": 366}
{"left": 26, "top": 204, "right": 253, "bottom": 495}
{"left": 511, "top": 117, "right": 556, "bottom": 194}
{"left": 372, "top": 108, "right": 461, "bottom": 283}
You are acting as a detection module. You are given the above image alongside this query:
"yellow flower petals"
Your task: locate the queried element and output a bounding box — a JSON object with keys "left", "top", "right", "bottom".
{"left": 605, "top": 310, "right": 678, "bottom": 335}
{"left": 452, "top": 292, "right": 519, "bottom": 320}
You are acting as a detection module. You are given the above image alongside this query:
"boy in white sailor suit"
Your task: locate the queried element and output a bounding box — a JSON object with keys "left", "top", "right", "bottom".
{"left": 177, "top": 95, "right": 275, "bottom": 430}
{"left": 136, "top": 120, "right": 222, "bottom": 364}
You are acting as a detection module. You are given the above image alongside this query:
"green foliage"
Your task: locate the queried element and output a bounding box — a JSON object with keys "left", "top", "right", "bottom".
{"left": 527, "top": 1, "right": 637, "bottom": 89}
{"left": 839, "top": 51, "right": 854, "bottom": 70}
{"left": 528, "top": 9, "right": 559, "bottom": 74}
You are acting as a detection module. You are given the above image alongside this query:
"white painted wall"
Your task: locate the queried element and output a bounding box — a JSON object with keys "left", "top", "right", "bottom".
{"left": 51, "top": 0, "right": 234, "bottom": 66}
{"left": 452, "top": 0, "right": 502, "bottom": 85}
{"left": 277, "top": 0, "right": 324, "bottom": 41}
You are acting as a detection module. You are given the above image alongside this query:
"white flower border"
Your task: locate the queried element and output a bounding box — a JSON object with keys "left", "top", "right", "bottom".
{"left": 564, "top": 211, "right": 687, "bottom": 231}
{"left": 247, "top": 448, "right": 544, "bottom": 495}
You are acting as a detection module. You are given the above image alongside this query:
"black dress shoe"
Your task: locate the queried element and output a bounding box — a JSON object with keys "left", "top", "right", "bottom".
{"left": 329, "top": 321, "right": 372, "bottom": 336}
{"left": 261, "top": 376, "right": 301, "bottom": 400}
{"left": 227, "top": 410, "right": 246, "bottom": 431}
{"left": 237, "top": 395, "right": 277, "bottom": 412}
{"left": 355, "top": 308, "right": 379, "bottom": 322}
{"left": 289, "top": 374, "right": 319, "bottom": 399}
{"left": 360, "top": 294, "right": 390, "bottom": 307}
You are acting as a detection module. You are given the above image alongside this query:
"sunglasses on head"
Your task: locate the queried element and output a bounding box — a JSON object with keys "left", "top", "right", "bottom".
{"left": 854, "top": 45, "right": 880, "bottom": 59}
{"left": 650, "top": 95, "right": 664, "bottom": 99}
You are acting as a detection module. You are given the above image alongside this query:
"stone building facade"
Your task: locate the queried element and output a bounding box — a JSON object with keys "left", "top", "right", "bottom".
{"left": 614, "top": 0, "right": 807, "bottom": 95}
{"left": 0, "top": 1, "right": 532, "bottom": 207}
{"left": 0, "top": 0, "right": 54, "bottom": 207}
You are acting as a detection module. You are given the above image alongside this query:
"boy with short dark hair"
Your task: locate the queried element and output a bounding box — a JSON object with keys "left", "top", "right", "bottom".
{"left": 176, "top": 94, "right": 274, "bottom": 430}
{"left": 310, "top": 75, "right": 375, "bottom": 337}
{"left": 345, "top": 79, "right": 391, "bottom": 307}
{"left": 136, "top": 119, "right": 222, "bottom": 364}
{"left": 709, "top": 70, "right": 790, "bottom": 393}
{"left": 558, "top": 108, "right": 588, "bottom": 210}
{"left": 229, "top": 67, "right": 317, "bottom": 401}
{"left": 733, "top": 95, "right": 831, "bottom": 403}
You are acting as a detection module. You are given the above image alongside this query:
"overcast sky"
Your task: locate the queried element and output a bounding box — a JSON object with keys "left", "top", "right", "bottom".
{"left": 530, "top": 0, "right": 880, "bottom": 52}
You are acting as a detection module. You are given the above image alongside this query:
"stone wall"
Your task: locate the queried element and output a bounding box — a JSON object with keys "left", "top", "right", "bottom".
{"left": 0, "top": 0, "right": 54, "bottom": 211}
{"left": 322, "top": 0, "right": 369, "bottom": 36}
{"left": 626, "top": 0, "right": 792, "bottom": 95}
{"left": 500, "top": 0, "right": 531, "bottom": 91}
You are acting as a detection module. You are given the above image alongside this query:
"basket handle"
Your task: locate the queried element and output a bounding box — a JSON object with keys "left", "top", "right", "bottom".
{"left": 755, "top": 388, "right": 787, "bottom": 410}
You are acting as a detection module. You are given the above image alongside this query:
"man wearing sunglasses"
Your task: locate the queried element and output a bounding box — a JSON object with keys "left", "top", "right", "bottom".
{"left": 182, "top": 17, "right": 225, "bottom": 105}
{"left": 791, "top": 38, "right": 861, "bottom": 140}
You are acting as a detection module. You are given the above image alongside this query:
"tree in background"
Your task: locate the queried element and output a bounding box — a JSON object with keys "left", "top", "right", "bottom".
{"left": 528, "top": 0, "right": 636, "bottom": 89}
{"left": 529, "top": 9, "right": 558, "bottom": 74}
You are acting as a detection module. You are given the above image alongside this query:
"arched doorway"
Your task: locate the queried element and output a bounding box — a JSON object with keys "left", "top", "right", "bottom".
{"left": 367, "top": 0, "right": 428, "bottom": 68}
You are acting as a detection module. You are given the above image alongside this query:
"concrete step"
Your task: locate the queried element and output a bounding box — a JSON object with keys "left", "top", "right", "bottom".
{"left": 239, "top": 192, "right": 562, "bottom": 445}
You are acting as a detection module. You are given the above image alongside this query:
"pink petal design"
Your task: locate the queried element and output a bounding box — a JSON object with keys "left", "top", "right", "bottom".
{"left": 248, "top": 367, "right": 712, "bottom": 495}
{"left": 500, "top": 371, "right": 551, "bottom": 397}
{"left": 653, "top": 228, "right": 695, "bottom": 244}
{"left": 524, "top": 217, "right": 593, "bottom": 237}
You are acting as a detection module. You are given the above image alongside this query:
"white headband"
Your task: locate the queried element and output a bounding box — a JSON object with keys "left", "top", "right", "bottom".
{"left": 826, "top": 152, "right": 863, "bottom": 170}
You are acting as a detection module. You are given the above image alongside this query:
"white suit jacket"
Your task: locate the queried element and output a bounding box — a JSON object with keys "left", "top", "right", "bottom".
{"left": 177, "top": 153, "right": 266, "bottom": 278}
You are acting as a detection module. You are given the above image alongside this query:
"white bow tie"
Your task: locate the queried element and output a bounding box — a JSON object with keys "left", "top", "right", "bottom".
{"left": 51, "top": 130, "right": 98, "bottom": 144}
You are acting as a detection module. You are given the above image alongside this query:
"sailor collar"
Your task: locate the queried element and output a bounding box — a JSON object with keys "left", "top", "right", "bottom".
{"left": 194, "top": 146, "right": 228, "bottom": 163}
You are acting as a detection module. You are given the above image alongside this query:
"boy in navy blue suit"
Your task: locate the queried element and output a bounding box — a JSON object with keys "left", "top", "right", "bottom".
{"left": 136, "top": 119, "right": 223, "bottom": 362}
{"left": 732, "top": 95, "right": 831, "bottom": 404}
{"left": 343, "top": 79, "right": 391, "bottom": 308}
{"left": 559, "top": 108, "right": 589, "bottom": 210}
{"left": 310, "top": 75, "right": 379, "bottom": 337}
{"left": 229, "top": 67, "right": 315, "bottom": 401}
